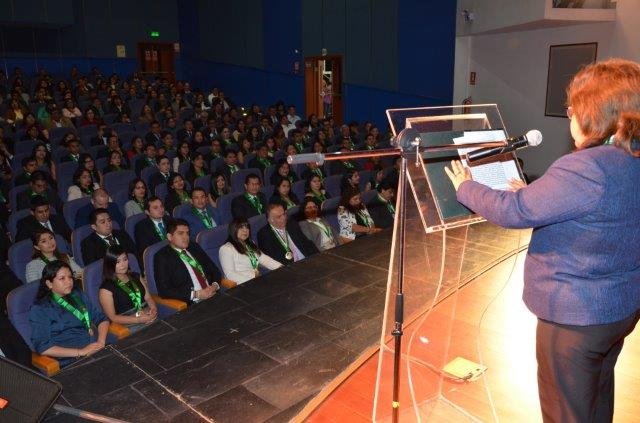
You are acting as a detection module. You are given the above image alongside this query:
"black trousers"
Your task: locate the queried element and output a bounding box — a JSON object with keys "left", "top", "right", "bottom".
{"left": 536, "top": 310, "right": 640, "bottom": 423}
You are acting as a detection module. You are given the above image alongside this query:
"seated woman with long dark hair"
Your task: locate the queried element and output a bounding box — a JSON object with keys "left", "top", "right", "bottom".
{"left": 218, "top": 219, "right": 282, "bottom": 286}
{"left": 99, "top": 245, "right": 157, "bottom": 333}
{"left": 124, "top": 177, "right": 148, "bottom": 218}
{"left": 29, "top": 261, "right": 109, "bottom": 365}
{"left": 304, "top": 174, "right": 330, "bottom": 205}
{"left": 208, "top": 171, "right": 230, "bottom": 207}
{"left": 337, "top": 186, "right": 382, "bottom": 243}
{"left": 269, "top": 177, "right": 299, "bottom": 210}
{"left": 67, "top": 167, "right": 100, "bottom": 201}
{"left": 25, "top": 228, "right": 82, "bottom": 284}
{"left": 185, "top": 152, "right": 208, "bottom": 187}
{"left": 164, "top": 172, "right": 191, "bottom": 213}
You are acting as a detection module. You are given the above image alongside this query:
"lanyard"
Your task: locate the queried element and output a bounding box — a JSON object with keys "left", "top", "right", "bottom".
{"left": 282, "top": 197, "right": 295, "bottom": 209}
{"left": 258, "top": 158, "right": 271, "bottom": 168}
{"left": 193, "top": 207, "right": 214, "bottom": 229}
{"left": 295, "top": 143, "right": 304, "bottom": 153}
{"left": 357, "top": 210, "right": 373, "bottom": 228}
{"left": 153, "top": 221, "right": 166, "bottom": 240}
{"left": 244, "top": 193, "right": 263, "bottom": 213}
{"left": 176, "top": 249, "right": 206, "bottom": 276}
{"left": 379, "top": 194, "right": 395, "bottom": 215}
{"left": 135, "top": 199, "right": 145, "bottom": 212}
{"left": 312, "top": 190, "right": 326, "bottom": 203}
{"left": 312, "top": 168, "right": 324, "bottom": 180}
{"left": 309, "top": 219, "right": 333, "bottom": 239}
{"left": 51, "top": 292, "right": 91, "bottom": 332}
{"left": 179, "top": 191, "right": 190, "bottom": 203}
{"left": 115, "top": 278, "right": 143, "bottom": 311}
{"left": 244, "top": 243, "right": 259, "bottom": 269}
{"left": 270, "top": 225, "right": 292, "bottom": 254}
{"left": 343, "top": 161, "right": 355, "bottom": 169}
{"left": 40, "top": 254, "right": 53, "bottom": 264}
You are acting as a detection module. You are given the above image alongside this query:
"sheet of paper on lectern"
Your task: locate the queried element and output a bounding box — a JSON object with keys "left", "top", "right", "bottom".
{"left": 443, "top": 356, "right": 488, "bottom": 382}
{"left": 453, "top": 130, "right": 522, "bottom": 191}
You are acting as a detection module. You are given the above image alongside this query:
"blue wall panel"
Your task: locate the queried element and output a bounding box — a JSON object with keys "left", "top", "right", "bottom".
{"left": 262, "top": 0, "right": 301, "bottom": 74}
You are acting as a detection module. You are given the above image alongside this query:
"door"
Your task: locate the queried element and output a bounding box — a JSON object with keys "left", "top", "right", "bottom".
{"left": 304, "top": 55, "right": 343, "bottom": 124}
{"left": 138, "top": 42, "right": 176, "bottom": 82}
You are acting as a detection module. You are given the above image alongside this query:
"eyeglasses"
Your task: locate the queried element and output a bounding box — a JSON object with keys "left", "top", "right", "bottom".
{"left": 566, "top": 106, "right": 574, "bottom": 119}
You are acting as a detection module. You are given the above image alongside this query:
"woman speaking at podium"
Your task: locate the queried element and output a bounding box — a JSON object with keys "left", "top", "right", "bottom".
{"left": 445, "top": 59, "right": 640, "bottom": 423}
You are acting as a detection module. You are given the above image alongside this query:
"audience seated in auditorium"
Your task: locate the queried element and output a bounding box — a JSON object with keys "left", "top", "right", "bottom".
{"left": 14, "top": 156, "right": 39, "bottom": 186}
{"left": 337, "top": 187, "right": 382, "bottom": 244}
{"left": 304, "top": 175, "right": 330, "bottom": 205}
{"left": 231, "top": 173, "right": 267, "bottom": 220}
{"left": 153, "top": 218, "right": 221, "bottom": 303}
{"left": 208, "top": 172, "right": 229, "bottom": 208}
{"left": 78, "top": 153, "right": 103, "bottom": 187}
{"left": 270, "top": 159, "right": 298, "bottom": 186}
{"left": 135, "top": 143, "right": 157, "bottom": 176}
{"left": 269, "top": 177, "right": 299, "bottom": 210}
{"left": 29, "top": 261, "right": 109, "bottom": 365}
{"left": 248, "top": 143, "right": 273, "bottom": 171}
{"left": 67, "top": 168, "right": 100, "bottom": 201}
{"left": 185, "top": 152, "right": 208, "bottom": 187}
{"left": 173, "top": 141, "right": 191, "bottom": 173}
{"left": 258, "top": 202, "right": 318, "bottom": 265}
{"left": 340, "top": 169, "right": 360, "bottom": 194}
{"left": 90, "top": 124, "right": 109, "bottom": 147}
{"left": 134, "top": 196, "right": 170, "bottom": 258}
{"left": 25, "top": 227, "right": 82, "bottom": 284}
{"left": 219, "top": 218, "right": 282, "bottom": 286}
{"left": 164, "top": 173, "right": 191, "bottom": 213}
{"left": 367, "top": 180, "right": 396, "bottom": 229}
{"left": 148, "top": 155, "right": 172, "bottom": 192}
{"left": 145, "top": 120, "right": 163, "bottom": 145}
{"left": 16, "top": 196, "right": 71, "bottom": 243}
{"left": 75, "top": 188, "right": 125, "bottom": 229}
{"left": 219, "top": 149, "right": 240, "bottom": 184}
{"left": 16, "top": 170, "right": 63, "bottom": 213}
{"left": 297, "top": 198, "right": 340, "bottom": 251}
{"left": 81, "top": 208, "right": 136, "bottom": 266}
{"left": 124, "top": 178, "right": 148, "bottom": 218}
{"left": 300, "top": 161, "right": 325, "bottom": 182}
{"left": 31, "top": 142, "right": 56, "bottom": 181}
{"left": 59, "top": 138, "right": 82, "bottom": 163}
{"left": 99, "top": 246, "right": 157, "bottom": 333}
{"left": 183, "top": 188, "right": 217, "bottom": 240}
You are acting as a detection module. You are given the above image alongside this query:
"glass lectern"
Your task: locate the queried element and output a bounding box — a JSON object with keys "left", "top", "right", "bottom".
{"left": 373, "top": 105, "right": 532, "bottom": 422}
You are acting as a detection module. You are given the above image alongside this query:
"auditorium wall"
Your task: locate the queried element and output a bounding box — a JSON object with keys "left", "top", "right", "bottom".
{"left": 453, "top": 0, "right": 640, "bottom": 178}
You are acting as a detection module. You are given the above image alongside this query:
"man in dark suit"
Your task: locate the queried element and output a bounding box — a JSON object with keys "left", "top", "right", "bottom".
{"left": 219, "top": 149, "right": 240, "bottom": 184}
{"left": 135, "top": 143, "right": 157, "bottom": 176}
{"left": 231, "top": 173, "right": 267, "bottom": 220}
{"left": 134, "top": 196, "right": 171, "bottom": 259}
{"left": 258, "top": 202, "right": 318, "bottom": 266}
{"left": 81, "top": 208, "right": 136, "bottom": 265}
{"left": 176, "top": 119, "right": 195, "bottom": 143}
{"left": 13, "top": 156, "right": 39, "bottom": 187}
{"left": 183, "top": 188, "right": 217, "bottom": 241}
{"left": 59, "top": 138, "right": 83, "bottom": 163}
{"left": 153, "top": 218, "right": 221, "bottom": 303}
{"left": 145, "top": 120, "right": 163, "bottom": 146}
{"left": 90, "top": 124, "right": 109, "bottom": 147}
{"left": 248, "top": 143, "right": 273, "bottom": 172}
{"left": 367, "top": 180, "right": 396, "bottom": 230}
{"left": 15, "top": 196, "right": 72, "bottom": 242}
{"left": 16, "top": 170, "right": 63, "bottom": 213}
{"left": 148, "top": 155, "right": 171, "bottom": 193}
{"left": 74, "top": 188, "right": 125, "bottom": 229}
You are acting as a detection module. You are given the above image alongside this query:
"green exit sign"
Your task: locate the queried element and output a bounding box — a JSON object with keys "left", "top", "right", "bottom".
{"left": 150, "top": 31, "right": 160, "bottom": 38}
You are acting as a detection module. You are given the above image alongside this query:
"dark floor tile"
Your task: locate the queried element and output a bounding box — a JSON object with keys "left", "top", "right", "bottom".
{"left": 164, "top": 294, "right": 247, "bottom": 330}
{"left": 74, "top": 385, "right": 167, "bottom": 422}
{"left": 134, "top": 344, "right": 277, "bottom": 407}
{"left": 190, "top": 385, "right": 279, "bottom": 423}
{"left": 306, "top": 284, "right": 386, "bottom": 331}
{"left": 333, "top": 315, "right": 383, "bottom": 354}
{"left": 169, "top": 410, "right": 213, "bottom": 422}
{"left": 135, "top": 310, "right": 271, "bottom": 369}
{"left": 130, "top": 378, "right": 191, "bottom": 416}
{"left": 286, "top": 254, "right": 355, "bottom": 281}
{"left": 301, "top": 275, "right": 359, "bottom": 299}
{"left": 113, "top": 347, "right": 166, "bottom": 375}
{"left": 112, "top": 320, "right": 175, "bottom": 351}
{"left": 263, "top": 395, "right": 314, "bottom": 423}
{"left": 53, "top": 354, "right": 148, "bottom": 406}
{"left": 241, "top": 315, "right": 343, "bottom": 363}
{"left": 243, "top": 343, "right": 355, "bottom": 410}
{"left": 226, "top": 268, "right": 306, "bottom": 304}
{"left": 246, "top": 287, "right": 333, "bottom": 325}
{"left": 329, "top": 263, "right": 388, "bottom": 289}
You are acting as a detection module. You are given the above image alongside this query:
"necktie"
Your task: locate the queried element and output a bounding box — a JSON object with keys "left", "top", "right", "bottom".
{"left": 42, "top": 221, "right": 52, "bottom": 231}
{"left": 181, "top": 250, "right": 207, "bottom": 289}
{"left": 106, "top": 235, "right": 116, "bottom": 247}
{"left": 158, "top": 222, "right": 166, "bottom": 235}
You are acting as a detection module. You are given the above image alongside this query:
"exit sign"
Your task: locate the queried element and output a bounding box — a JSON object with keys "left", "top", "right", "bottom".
{"left": 150, "top": 31, "right": 160, "bottom": 38}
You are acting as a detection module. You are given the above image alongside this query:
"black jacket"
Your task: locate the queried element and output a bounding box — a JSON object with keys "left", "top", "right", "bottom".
{"left": 15, "top": 214, "right": 72, "bottom": 243}
{"left": 367, "top": 195, "right": 395, "bottom": 229}
{"left": 231, "top": 192, "right": 268, "bottom": 220}
{"left": 81, "top": 229, "right": 136, "bottom": 266}
{"left": 134, "top": 216, "right": 171, "bottom": 259}
{"left": 153, "top": 242, "right": 221, "bottom": 303}
{"left": 257, "top": 221, "right": 319, "bottom": 265}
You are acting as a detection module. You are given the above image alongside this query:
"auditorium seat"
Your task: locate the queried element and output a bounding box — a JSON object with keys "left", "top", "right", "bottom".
{"left": 231, "top": 168, "right": 261, "bottom": 192}
{"left": 103, "top": 170, "right": 135, "bottom": 196}
{"left": 196, "top": 225, "right": 229, "bottom": 271}
{"left": 7, "top": 209, "right": 31, "bottom": 241}
{"left": 140, "top": 165, "right": 159, "bottom": 187}
{"left": 63, "top": 197, "right": 91, "bottom": 228}
{"left": 142, "top": 240, "right": 187, "bottom": 315}
{"left": 124, "top": 212, "right": 146, "bottom": 241}
{"left": 324, "top": 174, "right": 342, "bottom": 198}
{"left": 321, "top": 197, "right": 341, "bottom": 234}
{"left": 248, "top": 214, "right": 266, "bottom": 244}
{"left": 292, "top": 180, "right": 306, "bottom": 201}
{"left": 194, "top": 174, "right": 211, "bottom": 191}
{"left": 215, "top": 193, "right": 234, "bottom": 224}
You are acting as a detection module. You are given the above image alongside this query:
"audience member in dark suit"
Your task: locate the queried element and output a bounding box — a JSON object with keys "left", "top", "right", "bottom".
{"left": 145, "top": 121, "right": 163, "bottom": 146}
{"left": 134, "top": 196, "right": 171, "bottom": 260}
{"left": 74, "top": 188, "right": 125, "bottom": 229}
{"left": 257, "top": 202, "right": 318, "bottom": 266}
{"left": 135, "top": 143, "right": 157, "bottom": 176}
{"left": 248, "top": 143, "right": 273, "bottom": 172}
{"left": 90, "top": 124, "right": 109, "bottom": 147}
{"left": 330, "top": 146, "right": 361, "bottom": 175}
{"left": 16, "top": 196, "right": 72, "bottom": 242}
{"left": 231, "top": 173, "right": 267, "bottom": 220}
{"left": 300, "top": 161, "right": 326, "bottom": 181}
{"left": 13, "top": 156, "right": 39, "bottom": 187}
{"left": 81, "top": 208, "right": 136, "bottom": 266}
{"left": 176, "top": 119, "right": 195, "bottom": 144}
{"left": 153, "top": 218, "right": 221, "bottom": 303}
{"left": 183, "top": 188, "right": 217, "bottom": 241}
{"left": 16, "top": 170, "right": 63, "bottom": 213}
{"left": 219, "top": 149, "right": 240, "bottom": 185}
{"left": 148, "top": 155, "right": 171, "bottom": 193}
{"left": 59, "top": 138, "right": 83, "bottom": 163}
{"left": 367, "top": 180, "right": 396, "bottom": 230}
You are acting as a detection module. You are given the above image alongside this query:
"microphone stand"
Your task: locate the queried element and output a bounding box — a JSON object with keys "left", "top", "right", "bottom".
{"left": 288, "top": 133, "right": 507, "bottom": 423}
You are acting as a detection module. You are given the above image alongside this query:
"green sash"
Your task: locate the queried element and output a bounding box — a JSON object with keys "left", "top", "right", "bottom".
{"left": 115, "top": 278, "right": 143, "bottom": 311}
{"left": 51, "top": 292, "right": 92, "bottom": 333}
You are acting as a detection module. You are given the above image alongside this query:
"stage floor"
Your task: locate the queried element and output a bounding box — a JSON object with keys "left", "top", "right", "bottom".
{"left": 46, "top": 230, "right": 394, "bottom": 422}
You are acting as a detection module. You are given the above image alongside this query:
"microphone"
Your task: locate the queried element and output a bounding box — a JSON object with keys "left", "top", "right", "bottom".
{"left": 466, "top": 129, "right": 543, "bottom": 162}
{"left": 286, "top": 152, "right": 325, "bottom": 165}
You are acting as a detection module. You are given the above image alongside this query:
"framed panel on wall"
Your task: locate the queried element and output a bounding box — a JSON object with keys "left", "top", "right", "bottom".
{"left": 545, "top": 42, "right": 597, "bottom": 117}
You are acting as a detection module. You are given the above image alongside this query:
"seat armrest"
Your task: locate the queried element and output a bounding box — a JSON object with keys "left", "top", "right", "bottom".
{"left": 151, "top": 294, "right": 187, "bottom": 311}
{"left": 32, "top": 352, "right": 60, "bottom": 376}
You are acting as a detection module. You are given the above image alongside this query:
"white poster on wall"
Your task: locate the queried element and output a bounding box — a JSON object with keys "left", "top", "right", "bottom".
{"left": 116, "top": 45, "right": 126, "bottom": 58}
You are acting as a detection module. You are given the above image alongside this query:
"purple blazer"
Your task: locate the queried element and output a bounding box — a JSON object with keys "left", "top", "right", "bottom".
{"left": 457, "top": 145, "right": 640, "bottom": 325}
